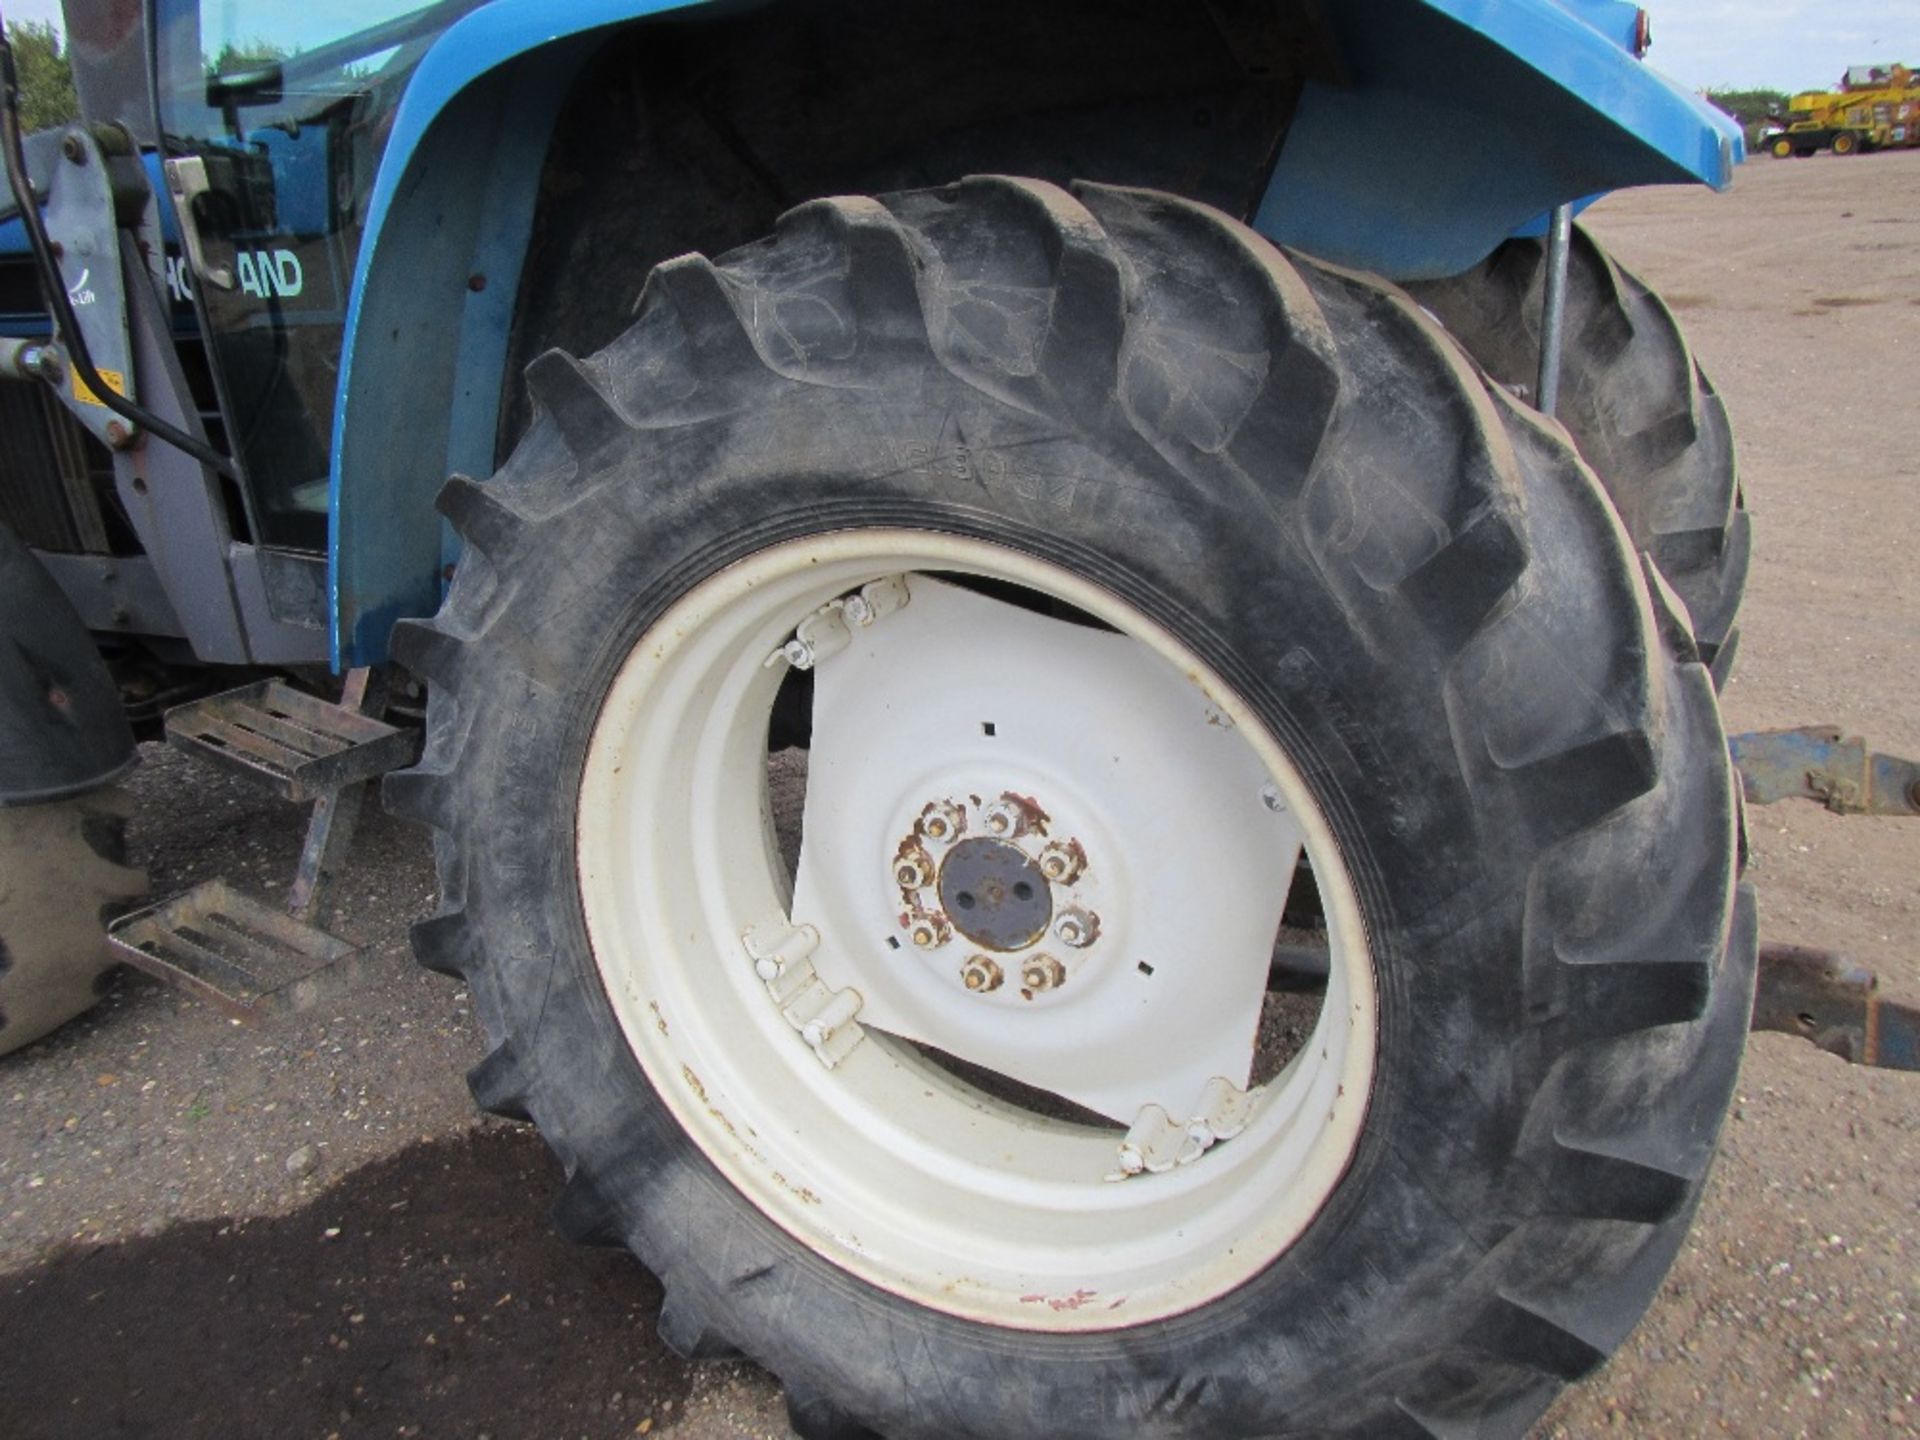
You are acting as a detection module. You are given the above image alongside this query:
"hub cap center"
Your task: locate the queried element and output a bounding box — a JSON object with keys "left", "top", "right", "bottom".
{"left": 937, "top": 837, "right": 1053, "bottom": 952}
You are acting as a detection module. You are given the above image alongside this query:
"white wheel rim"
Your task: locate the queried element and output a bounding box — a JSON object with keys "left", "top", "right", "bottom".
{"left": 577, "top": 532, "right": 1376, "bottom": 1330}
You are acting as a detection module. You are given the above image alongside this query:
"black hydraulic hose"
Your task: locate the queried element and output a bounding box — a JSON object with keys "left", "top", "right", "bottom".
{"left": 0, "top": 12, "right": 240, "bottom": 479}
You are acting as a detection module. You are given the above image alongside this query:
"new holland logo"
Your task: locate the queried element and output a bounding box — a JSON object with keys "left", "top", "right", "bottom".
{"left": 235, "top": 248, "right": 305, "bottom": 300}
{"left": 165, "top": 254, "right": 194, "bottom": 303}
{"left": 66, "top": 267, "right": 96, "bottom": 307}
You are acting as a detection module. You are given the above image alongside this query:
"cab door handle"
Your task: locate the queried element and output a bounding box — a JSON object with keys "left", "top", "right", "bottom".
{"left": 161, "top": 156, "right": 236, "bottom": 291}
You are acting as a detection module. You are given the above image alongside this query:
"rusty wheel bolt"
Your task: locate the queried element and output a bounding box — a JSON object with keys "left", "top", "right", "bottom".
{"left": 919, "top": 800, "right": 966, "bottom": 843}
{"left": 894, "top": 846, "right": 934, "bottom": 890}
{"left": 1037, "top": 840, "right": 1085, "bottom": 885}
{"left": 1020, "top": 955, "right": 1066, "bottom": 992}
{"left": 907, "top": 911, "right": 951, "bottom": 950}
{"left": 983, "top": 798, "right": 1031, "bottom": 838}
{"left": 960, "top": 956, "right": 1003, "bottom": 993}
{"left": 1052, "top": 908, "right": 1099, "bottom": 949}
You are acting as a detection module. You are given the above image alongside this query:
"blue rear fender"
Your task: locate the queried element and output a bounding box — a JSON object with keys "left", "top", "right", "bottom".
{"left": 1256, "top": 0, "right": 1741, "bottom": 276}
{"left": 330, "top": 0, "right": 1741, "bottom": 667}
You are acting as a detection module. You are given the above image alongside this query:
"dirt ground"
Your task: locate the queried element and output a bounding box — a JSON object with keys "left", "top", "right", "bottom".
{"left": 3, "top": 150, "right": 1917, "bottom": 1439}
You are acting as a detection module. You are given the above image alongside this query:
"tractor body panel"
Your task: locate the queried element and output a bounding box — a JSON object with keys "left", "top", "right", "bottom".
{"left": 1257, "top": 0, "right": 1741, "bottom": 276}
{"left": 310, "top": 0, "right": 1744, "bottom": 667}
{"left": 6, "top": 1, "right": 1741, "bottom": 667}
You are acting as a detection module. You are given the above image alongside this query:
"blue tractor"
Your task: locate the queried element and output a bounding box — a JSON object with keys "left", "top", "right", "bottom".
{"left": 1, "top": 3, "right": 1762, "bottom": 1434}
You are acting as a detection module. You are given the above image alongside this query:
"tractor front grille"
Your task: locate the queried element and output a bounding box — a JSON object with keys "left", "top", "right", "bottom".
{"left": 0, "top": 378, "right": 114, "bottom": 553}
{"left": 0, "top": 249, "right": 234, "bottom": 554}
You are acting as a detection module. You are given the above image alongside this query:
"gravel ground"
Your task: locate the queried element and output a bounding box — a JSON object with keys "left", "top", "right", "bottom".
{"left": 3, "top": 149, "right": 1917, "bottom": 1439}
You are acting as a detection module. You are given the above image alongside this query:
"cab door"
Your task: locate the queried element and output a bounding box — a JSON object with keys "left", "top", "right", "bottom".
{"left": 152, "top": 0, "right": 480, "bottom": 551}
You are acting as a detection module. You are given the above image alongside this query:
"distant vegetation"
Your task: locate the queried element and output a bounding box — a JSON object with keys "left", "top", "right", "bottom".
{"left": 6, "top": 20, "right": 78, "bottom": 131}
{"left": 208, "top": 41, "right": 294, "bottom": 77}
{"left": 1706, "top": 88, "right": 1794, "bottom": 124}
{"left": 1706, "top": 89, "right": 1794, "bottom": 149}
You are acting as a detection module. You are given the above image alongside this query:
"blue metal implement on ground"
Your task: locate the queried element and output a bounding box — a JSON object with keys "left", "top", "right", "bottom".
{"left": 1730, "top": 726, "right": 1920, "bottom": 817}
{"left": 1728, "top": 729, "right": 1920, "bottom": 1073}
{"left": 0, "top": 4, "right": 1907, "bottom": 1438}
{"left": 1750, "top": 942, "right": 1920, "bottom": 1073}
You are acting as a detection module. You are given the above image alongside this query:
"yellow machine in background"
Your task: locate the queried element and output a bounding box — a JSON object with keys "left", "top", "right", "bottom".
{"left": 1769, "top": 64, "right": 1920, "bottom": 156}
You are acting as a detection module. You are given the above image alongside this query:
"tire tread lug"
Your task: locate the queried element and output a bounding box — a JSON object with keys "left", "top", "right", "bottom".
{"left": 1468, "top": 1293, "right": 1609, "bottom": 1381}
{"left": 436, "top": 472, "right": 524, "bottom": 563}
{"left": 410, "top": 908, "right": 471, "bottom": 981}
{"left": 466, "top": 1041, "right": 532, "bottom": 1122}
{"left": 551, "top": 1169, "right": 623, "bottom": 1248}
{"left": 382, "top": 765, "right": 453, "bottom": 829}
{"left": 734, "top": 196, "right": 933, "bottom": 379}
{"left": 784, "top": 1386, "right": 883, "bottom": 1440}
{"left": 657, "top": 1285, "right": 743, "bottom": 1361}
{"left": 524, "top": 350, "right": 632, "bottom": 466}
{"left": 1546, "top": 1137, "right": 1693, "bottom": 1223}
{"left": 650, "top": 254, "right": 767, "bottom": 385}
{"left": 389, "top": 618, "right": 462, "bottom": 687}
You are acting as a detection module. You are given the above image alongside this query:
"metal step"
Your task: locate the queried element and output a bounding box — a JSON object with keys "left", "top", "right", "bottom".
{"left": 107, "top": 878, "right": 366, "bottom": 1021}
{"left": 164, "top": 678, "right": 418, "bottom": 803}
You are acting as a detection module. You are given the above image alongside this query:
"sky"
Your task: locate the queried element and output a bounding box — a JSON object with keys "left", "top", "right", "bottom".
{"left": 5, "top": 0, "right": 1919, "bottom": 95}
{"left": 1642, "top": 0, "right": 1920, "bottom": 91}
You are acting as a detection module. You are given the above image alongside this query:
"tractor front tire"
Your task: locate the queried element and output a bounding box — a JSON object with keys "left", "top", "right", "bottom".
{"left": 390, "top": 179, "right": 1752, "bottom": 1439}
{"left": 1406, "top": 224, "right": 1750, "bottom": 685}
{"left": 0, "top": 788, "right": 145, "bottom": 1055}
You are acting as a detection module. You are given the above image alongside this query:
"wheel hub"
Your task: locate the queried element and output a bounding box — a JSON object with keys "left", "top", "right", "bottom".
{"left": 793, "top": 575, "right": 1305, "bottom": 1122}
{"left": 897, "top": 791, "right": 1104, "bottom": 999}
{"left": 936, "top": 836, "right": 1052, "bottom": 952}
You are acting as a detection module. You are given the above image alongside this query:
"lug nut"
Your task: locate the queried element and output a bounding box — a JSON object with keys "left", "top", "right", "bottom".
{"left": 1020, "top": 954, "right": 1066, "bottom": 993}
{"left": 1037, "top": 839, "right": 1086, "bottom": 884}
{"left": 983, "top": 795, "right": 1037, "bottom": 838}
{"left": 918, "top": 799, "right": 966, "bottom": 844}
{"left": 906, "top": 911, "right": 951, "bottom": 950}
{"left": 960, "top": 956, "right": 1003, "bottom": 993}
{"left": 894, "top": 844, "right": 935, "bottom": 891}
{"left": 1052, "top": 908, "right": 1099, "bottom": 949}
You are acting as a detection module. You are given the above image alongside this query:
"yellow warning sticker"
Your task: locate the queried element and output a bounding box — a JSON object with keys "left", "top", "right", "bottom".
{"left": 71, "top": 367, "right": 127, "bottom": 408}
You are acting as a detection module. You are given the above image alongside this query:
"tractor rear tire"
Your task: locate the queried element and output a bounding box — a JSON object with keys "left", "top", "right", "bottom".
{"left": 1406, "top": 224, "right": 1750, "bottom": 685}
{"left": 389, "top": 178, "right": 1752, "bottom": 1439}
{"left": 0, "top": 788, "right": 145, "bottom": 1055}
